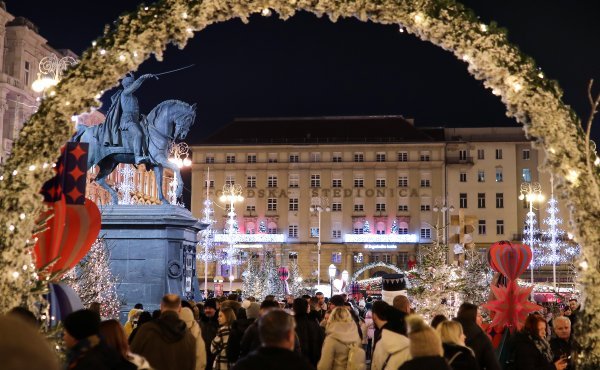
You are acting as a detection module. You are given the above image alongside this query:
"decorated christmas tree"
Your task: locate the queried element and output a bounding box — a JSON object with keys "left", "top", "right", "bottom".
{"left": 241, "top": 254, "right": 264, "bottom": 299}
{"left": 461, "top": 249, "right": 492, "bottom": 307}
{"left": 64, "top": 239, "right": 120, "bottom": 319}
{"left": 391, "top": 219, "right": 399, "bottom": 234}
{"left": 287, "top": 255, "right": 304, "bottom": 297}
{"left": 259, "top": 220, "right": 267, "bottom": 233}
{"left": 363, "top": 220, "right": 371, "bottom": 234}
{"left": 264, "top": 251, "right": 281, "bottom": 297}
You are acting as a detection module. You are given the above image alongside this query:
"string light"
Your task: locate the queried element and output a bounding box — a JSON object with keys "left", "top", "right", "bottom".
{"left": 261, "top": 8, "right": 272, "bottom": 16}
{"left": 414, "top": 13, "right": 424, "bottom": 24}
{"left": 99, "top": 49, "right": 107, "bottom": 55}
{"left": 512, "top": 82, "right": 523, "bottom": 92}
{"left": 8, "top": 225, "right": 15, "bottom": 232}
{"left": 19, "top": 213, "right": 25, "bottom": 220}
{"left": 479, "top": 24, "right": 488, "bottom": 32}
{"left": 538, "top": 72, "right": 544, "bottom": 79}
{"left": 11, "top": 170, "right": 17, "bottom": 176}
{"left": 118, "top": 54, "right": 126, "bottom": 62}
{"left": 181, "top": 12, "right": 188, "bottom": 19}
{"left": 566, "top": 169, "right": 580, "bottom": 183}
{"left": 92, "top": 41, "right": 97, "bottom": 47}
{"left": 11, "top": 271, "right": 19, "bottom": 279}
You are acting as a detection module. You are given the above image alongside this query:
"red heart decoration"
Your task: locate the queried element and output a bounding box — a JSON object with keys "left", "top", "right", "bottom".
{"left": 33, "top": 197, "right": 67, "bottom": 271}
{"left": 489, "top": 241, "right": 532, "bottom": 280}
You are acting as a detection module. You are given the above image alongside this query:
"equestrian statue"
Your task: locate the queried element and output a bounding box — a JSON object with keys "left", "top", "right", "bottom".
{"left": 72, "top": 72, "right": 197, "bottom": 205}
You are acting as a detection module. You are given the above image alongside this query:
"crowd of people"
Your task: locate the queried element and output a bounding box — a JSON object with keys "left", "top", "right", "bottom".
{"left": 0, "top": 293, "right": 580, "bottom": 370}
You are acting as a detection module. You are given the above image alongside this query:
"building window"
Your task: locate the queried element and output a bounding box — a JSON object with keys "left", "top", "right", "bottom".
{"left": 478, "top": 170, "right": 485, "bottom": 182}
{"left": 332, "top": 153, "right": 342, "bottom": 162}
{"left": 354, "top": 177, "right": 364, "bottom": 188}
{"left": 398, "top": 223, "right": 409, "bottom": 234}
{"left": 398, "top": 176, "right": 408, "bottom": 187}
{"left": 332, "top": 179, "right": 342, "bottom": 188}
{"left": 376, "top": 203, "right": 386, "bottom": 212}
{"left": 459, "top": 150, "right": 468, "bottom": 161}
{"left": 226, "top": 154, "right": 236, "bottom": 163}
{"left": 477, "top": 149, "right": 485, "bottom": 160}
{"left": 354, "top": 204, "right": 364, "bottom": 212}
{"left": 268, "top": 153, "right": 278, "bottom": 163}
{"left": 289, "top": 154, "right": 299, "bottom": 163}
{"left": 460, "top": 193, "right": 468, "bottom": 208}
{"left": 376, "top": 153, "right": 386, "bottom": 162}
{"left": 420, "top": 151, "right": 431, "bottom": 161}
{"left": 420, "top": 228, "right": 431, "bottom": 239}
{"left": 247, "top": 154, "right": 256, "bottom": 163}
{"left": 376, "top": 178, "right": 386, "bottom": 188}
{"left": 420, "top": 178, "right": 431, "bottom": 187}
{"left": 288, "top": 225, "right": 298, "bottom": 238}
{"left": 523, "top": 149, "right": 530, "bottom": 160}
{"left": 397, "top": 252, "right": 409, "bottom": 268}
{"left": 459, "top": 172, "right": 467, "bottom": 182}
{"left": 398, "top": 204, "right": 408, "bottom": 212}
{"left": 289, "top": 174, "right": 299, "bottom": 188}
{"left": 246, "top": 205, "right": 256, "bottom": 212}
{"left": 496, "top": 220, "right": 505, "bottom": 235}
{"left": 267, "top": 227, "right": 277, "bottom": 234}
{"left": 420, "top": 203, "right": 431, "bottom": 211}
{"left": 496, "top": 167, "right": 503, "bottom": 182}
{"left": 522, "top": 168, "right": 532, "bottom": 182}
{"left": 310, "top": 227, "right": 320, "bottom": 238}
{"left": 267, "top": 198, "right": 277, "bottom": 211}
{"left": 205, "top": 154, "right": 215, "bottom": 164}
{"left": 267, "top": 176, "right": 278, "bottom": 188}
{"left": 289, "top": 198, "right": 298, "bottom": 211}
{"left": 332, "top": 202, "right": 342, "bottom": 212}
{"left": 225, "top": 175, "right": 235, "bottom": 186}
{"left": 353, "top": 227, "right": 364, "bottom": 235}
{"left": 246, "top": 176, "right": 256, "bottom": 188}
{"left": 478, "top": 219, "right": 486, "bottom": 235}
{"left": 496, "top": 193, "right": 504, "bottom": 208}
{"left": 204, "top": 180, "right": 215, "bottom": 188}
{"left": 354, "top": 153, "right": 364, "bottom": 162}
{"left": 397, "top": 152, "right": 408, "bottom": 162}
{"left": 371, "top": 255, "right": 380, "bottom": 262}
{"left": 496, "top": 149, "right": 503, "bottom": 160}
{"left": 310, "top": 152, "right": 321, "bottom": 162}
{"left": 478, "top": 193, "right": 486, "bottom": 208}
{"left": 332, "top": 230, "right": 342, "bottom": 238}
{"left": 311, "top": 174, "right": 321, "bottom": 188}
{"left": 376, "top": 229, "right": 386, "bottom": 235}
{"left": 331, "top": 252, "right": 342, "bottom": 264}
{"left": 380, "top": 254, "right": 391, "bottom": 263}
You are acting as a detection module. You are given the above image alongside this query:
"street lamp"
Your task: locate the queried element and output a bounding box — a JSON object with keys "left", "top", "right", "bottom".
{"left": 168, "top": 142, "right": 192, "bottom": 205}
{"left": 310, "top": 197, "right": 330, "bottom": 286}
{"left": 328, "top": 264, "right": 336, "bottom": 297}
{"left": 519, "top": 182, "right": 544, "bottom": 287}
{"left": 31, "top": 54, "right": 77, "bottom": 94}
{"left": 219, "top": 184, "right": 244, "bottom": 285}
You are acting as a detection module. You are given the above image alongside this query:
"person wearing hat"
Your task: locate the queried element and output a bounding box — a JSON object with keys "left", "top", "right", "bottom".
{"left": 399, "top": 315, "right": 451, "bottom": 370}
{"left": 63, "top": 309, "right": 134, "bottom": 370}
{"left": 201, "top": 298, "right": 220, "bottom": 370}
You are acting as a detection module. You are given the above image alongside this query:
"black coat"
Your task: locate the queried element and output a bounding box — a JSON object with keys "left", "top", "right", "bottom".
{"left": 399, "top": 356, "right": 452, "bottom": 370}
{"left": 453, "top": 318, "right": 500, "bottom": 370}
{"left": 442, "top": 343, "right": 480, "bottom": 370}
{"left": 232, "top": 347, "right": 315, "bottom": 370}
{"left": 512, "top": 332, "right": 555, "bottom": 370}
{"left": 294, "top": 314, "right": 325, "bottom": 366}
{"left": 228, "top": 317, "right": 256, "bottom": 363}
{"left": 200, "top": 314, "right": 220, "bottom": 370}
{"left": 68, "top": 338, "right": 137, "bottom": 370}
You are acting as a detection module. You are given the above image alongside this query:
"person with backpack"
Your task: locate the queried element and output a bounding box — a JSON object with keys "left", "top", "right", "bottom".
{"left": 436, "top": 320, "right": 479, "bottom": 370}
{"left": 317, "top": 307, "right": 366, "bottom": 370}
{"left": 370, "top": 301, "right": 410, "bottom": 370}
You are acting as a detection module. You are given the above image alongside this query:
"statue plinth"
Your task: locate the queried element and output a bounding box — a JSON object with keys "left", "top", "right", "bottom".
{"left": 100, "top": 204, "right": 205, "bottom": 320}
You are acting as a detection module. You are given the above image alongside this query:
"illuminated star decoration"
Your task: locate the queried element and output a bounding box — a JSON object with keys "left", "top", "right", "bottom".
{"left": 483, "top": 281, "right": 541, "bottom": 331}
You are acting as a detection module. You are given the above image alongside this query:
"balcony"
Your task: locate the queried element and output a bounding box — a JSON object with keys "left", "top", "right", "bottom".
{"left": 446, "top": 156, "right": 474, "bottom": 165}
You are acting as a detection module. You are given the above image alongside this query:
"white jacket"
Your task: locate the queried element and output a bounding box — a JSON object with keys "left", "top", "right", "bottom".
{"left": 371, "top": 329, "right": 410, "bottom": 370}
{"left": 180, "top": 308, "right": 207, "bottom": 370}
{"left": 317, "top": 321, "right": 363, "bottom": 370}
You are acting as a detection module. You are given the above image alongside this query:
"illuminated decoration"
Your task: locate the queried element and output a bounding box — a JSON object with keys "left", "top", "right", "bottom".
{"left": 235, "top": 244, "right": 264, "bottom": 249}
{"left": 4, "top": 0, "right": 600, "bottom": 364}
{"left": 168, "top": 142, "right": 191, "bottom": 206}
{"left": 344, "top": 234, "right": 418, "bottom": 243}
{"left": 391, "top": 219, "right": 399, "bottom": 234}
{"left": 117, "top": 165, "right": 136, "bottom": 205}
{"left": 519, "top": 182, "right": 544, "bottom": 286}
{"left": 351, "top": 261, "right": 405, "bottom": 281}
{"left": 353, "top": 253, "right": 364, "bottom": 264}
{"left": 214, "top": 233, "right": 285, "bottom": 243}
{"left": 197, "top": 169, "right": 218, "bottom": 298}
{"left": 363, "top": 220, "right": 371, "bottom": 233}
{"left": 259, "top": 220, "right": 267, "bottom": 233}
{"left": 31, "top": 54, "right": 78, "bottom": 94}
{"left": 364, "top": 244, "right": 397, "bottom": 250}
{"left": 310, "top": 197, "right": 330, "bottom": 286}
{"left": 167, "top": 175, "right": 179, "bottom": 205}
{"left": 219, "top": 184, "right": 244, "bottom": 268}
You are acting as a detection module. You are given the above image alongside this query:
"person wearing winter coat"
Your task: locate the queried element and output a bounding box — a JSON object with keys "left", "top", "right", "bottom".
{"left": 211, "top": 307, "right": 236, "bottom": 370}
{"left": 227, "top": 302, "right": 259, "bottom": 363}
{"left": 436, "top": 320, "right": 479, "bottom": 370}
{"left": 99, "top": 319, "right": 152, "bottom": 369}
{"left": 124, "top": 308, "right": 143, "bottom": 338}
{"left": 399, "top": 315, "right": 451, "bottom": 370}
{"left": 293, "top": 298, "right": 325, "bottom": 366}
{"left": 454, "top": 303, "right": 500, "bottom": 370}
{"left": 181, "top": 307, "right": 208, "bottom": 370}
{"left": 370, "top": 301, "right": 410, "bottom": 370}
{"left": 513, "top": 314, "right": 567, "bottom": 370}
{"left": 317, "top": 307, "right": 365, "bottom": 370}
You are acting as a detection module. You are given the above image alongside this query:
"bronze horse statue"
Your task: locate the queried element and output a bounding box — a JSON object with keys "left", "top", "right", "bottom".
{"left": 73, "top": 99, "right": 196, "bottom": 204}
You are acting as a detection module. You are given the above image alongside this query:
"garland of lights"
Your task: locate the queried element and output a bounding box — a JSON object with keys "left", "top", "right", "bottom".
{"left": 1, "top": 0, "right": 600, "bottom": 364}
{"left": 351, "top": 261, "right": 405, "bottom": 281}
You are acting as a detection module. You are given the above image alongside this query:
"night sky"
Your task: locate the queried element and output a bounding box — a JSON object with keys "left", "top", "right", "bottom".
{"left": 8, "top": 0, "right": 600, "bottom": 141}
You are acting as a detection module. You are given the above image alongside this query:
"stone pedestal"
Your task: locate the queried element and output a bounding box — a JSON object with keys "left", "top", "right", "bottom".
{"left": 100, "top": 205, "right": 204, "bottom": 319}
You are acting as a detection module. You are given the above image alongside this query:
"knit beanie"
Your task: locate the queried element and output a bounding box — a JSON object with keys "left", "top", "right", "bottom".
{"left": 63, "top": 309, "right": 100, "bottom": 340}
{"left": 204, "top": 298, "right": 217, "bottom": 310}
{"left": 246, "top": 302, "right": 260, "bottom": 320}
{"left": 406, "top": 314, "right": 443, "bottom": 358}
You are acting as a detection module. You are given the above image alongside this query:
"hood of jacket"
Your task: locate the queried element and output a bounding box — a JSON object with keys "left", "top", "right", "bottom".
{"left": 326, "top": 321, "right": 361, "bottom": 344}
{"left": 148, "top": 310, "right": 189, "bottom": 344}
{"left": 379, "top": 328, "right": 410, "bottom": 353}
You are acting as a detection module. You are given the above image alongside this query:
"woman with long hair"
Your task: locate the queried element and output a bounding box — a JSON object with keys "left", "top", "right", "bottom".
{"left": 513, "top": 314, "right": 567, "bottom": 370}
{"left": 317, "top": 307, "right": 365, "bottom": 370}
{"left": 399, "top": 315, "right": 451, "bottom": 370}
{"left": 98, "top": 319, "right": 151, "bottom": 369}
{"left": 211, "top": 307, "right": 236, "bottom": 370}
{"left": 436, "top": 320, "right": 479, "bottom": 370}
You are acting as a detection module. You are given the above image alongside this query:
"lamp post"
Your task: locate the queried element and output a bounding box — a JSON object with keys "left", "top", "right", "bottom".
{"left": 219, "top": 184, "right": 244, "bottom": 287}
{"left": 432, "top": 199, "right": 455, "bottom": 263}
{"left": 31, "top": 53, "right": 77, "bottom": 94}
{"left": 328, "top": 264, "right": 336, "bottom": 298}
{"left": 168, "top": 142, "right": 192, "bottom": 205}
{"left": 310, "top": 197, "right": 330, "bottom": 286}
{"left": 519, "top": 182, "right": 544, "bottom": 286}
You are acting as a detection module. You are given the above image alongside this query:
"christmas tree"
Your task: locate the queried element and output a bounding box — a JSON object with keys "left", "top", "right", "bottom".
{"left": 363, "top": 220, "right": 371, "bottom": 234}
{"left": 259, "top": 220, "right": 267, "bottom": 233}
{"left": 264, "top": 251, "right": 281, "bottom": 298}
{"left": 64, "top": 239, "right": 120, "bottom": 319}
{"left": 391, "top": 219, "right": 399, "bottom": 234}
{"left": 241, "top": 254, "right": 264, "bottom": 299}
{"left": 287, "top": 255, "right": 304, "bottom": 297}
{"left": 461, "top": 249, "right": 492, "bottom": 307}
